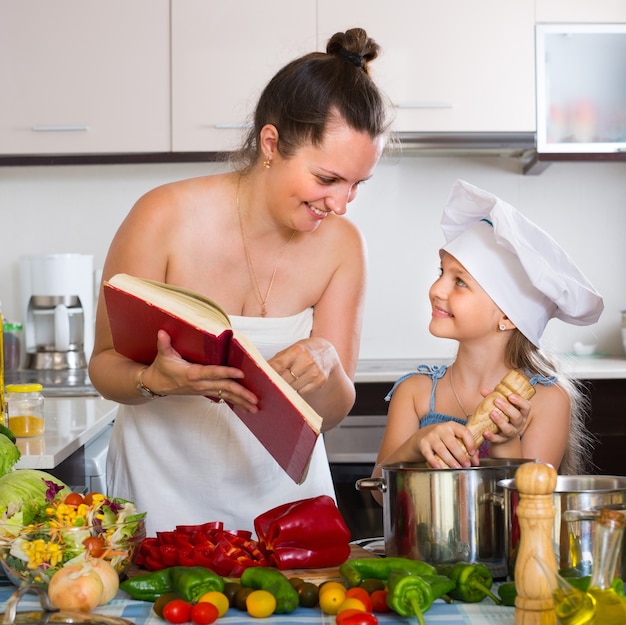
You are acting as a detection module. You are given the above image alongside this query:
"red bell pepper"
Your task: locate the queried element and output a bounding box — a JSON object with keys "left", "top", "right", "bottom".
{"left": 254, "top": 495, "right": 351, "bottom": 570}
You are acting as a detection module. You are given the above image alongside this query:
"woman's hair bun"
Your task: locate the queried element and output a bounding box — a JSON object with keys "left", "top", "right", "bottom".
{"left": 327, "top": 27, "right": 380, "bottom": 74}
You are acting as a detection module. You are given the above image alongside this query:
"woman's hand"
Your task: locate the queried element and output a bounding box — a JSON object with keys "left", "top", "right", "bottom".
{"left": 269, "top": 337, "right": 339, "bottom": 394}
{"left": 268, "top": 336, "right": 354, "bottom": 430}
{"left": 142, "top": 330, "right": 260, "bottom": 412}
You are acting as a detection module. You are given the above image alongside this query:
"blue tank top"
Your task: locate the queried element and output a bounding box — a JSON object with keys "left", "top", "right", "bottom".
{"left": 385, "top": 364, "right": 557, "bottom": 458}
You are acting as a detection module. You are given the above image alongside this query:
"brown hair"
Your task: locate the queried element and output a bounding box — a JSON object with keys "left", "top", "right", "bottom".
{"left": 231, "top": 28, "right": 392, "bottom": 169}
{"left": 505, "top": 329, "right": 594, "bottom": 475}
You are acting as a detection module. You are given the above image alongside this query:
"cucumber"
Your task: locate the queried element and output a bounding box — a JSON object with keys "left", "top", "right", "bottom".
{"left": 0, "top": 423, "right": 17, "bottom": 443}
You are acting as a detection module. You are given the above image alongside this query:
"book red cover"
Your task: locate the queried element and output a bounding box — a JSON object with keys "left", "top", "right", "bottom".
{"left": 103, "top": 281, "right": 320, "bottom": 484}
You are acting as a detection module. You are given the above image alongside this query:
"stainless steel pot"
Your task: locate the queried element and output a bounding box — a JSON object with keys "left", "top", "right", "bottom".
{"left": 499, "top": 474, "right": 626, "bottom": 579}
{"left": 357, "top": 458, "right": 527, "bottom": 579}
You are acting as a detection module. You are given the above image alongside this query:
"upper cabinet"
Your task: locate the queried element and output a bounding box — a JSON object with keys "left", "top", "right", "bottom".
{"left": 0, "top": 0, "right": 170, "bottom": 155}
{"left": 535, "top": 24, "right": 626, "bottom": 155}
{"left": 171, "top": 1, "right": 316, "bottom": 153}
{"left": 535, "top": 0, "right": 626, "bottom": 23}
{"left": 317, "top": 0, "right": 536, "bottom": 133}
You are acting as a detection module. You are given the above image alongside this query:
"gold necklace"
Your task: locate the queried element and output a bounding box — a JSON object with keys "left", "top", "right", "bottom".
{"left": 236, "top": 190, "right": 296, "bottom": 317}
{"left": 448, "top": 365, "right": 472, "bottom": 419}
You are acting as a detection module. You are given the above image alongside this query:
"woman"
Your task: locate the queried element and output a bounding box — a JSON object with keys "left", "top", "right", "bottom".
{"left": 89, "top": 28, "right": 392, "bottom": 536}
{"left": 373, "top": 180, "right": 603, "bottom": 486}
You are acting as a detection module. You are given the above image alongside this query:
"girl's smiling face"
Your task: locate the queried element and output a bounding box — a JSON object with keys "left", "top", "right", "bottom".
{"left": 429, "top": 252, "right": 505, "bottom": 341}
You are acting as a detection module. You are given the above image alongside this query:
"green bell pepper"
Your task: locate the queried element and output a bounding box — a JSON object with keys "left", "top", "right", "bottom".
{"left": 386, "top": 570, "right": 455, "bottom": 625}
{"left": 436, "top": 562, "right": 502, "bottom": 604}
{"left": 497, "top": 581, "right": 517, "bottom": 607}
{"left": 120, "top": 566, "right": 224, "bottom": 602}
{"left": 239, "top": 566, "right": 299, "bottom": 614}
{"left": 120, "top": 568, "right": 173, "bottom": 601}
{"left": 340, "top": 556, "right": 436, "bottom": 587}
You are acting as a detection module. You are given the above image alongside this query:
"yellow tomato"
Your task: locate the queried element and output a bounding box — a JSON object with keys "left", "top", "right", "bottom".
{"left": 319, "top": 581, "right": 347, "bottom": 597}
{"left": 197, "top": 591, "right": 229, "bottom": 617}
{"left": 337, "top": 597, "right": 367, "bottom": 614}
{"left": 319, "top": 585, "right": 347, "bottom": 615}
{"left": 246, "top": 589, "right": 277, "bottom": 618}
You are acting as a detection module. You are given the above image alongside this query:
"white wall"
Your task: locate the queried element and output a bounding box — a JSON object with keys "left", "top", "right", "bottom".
{"left": 1, "top": 155, "right": 625, "bottom": 360}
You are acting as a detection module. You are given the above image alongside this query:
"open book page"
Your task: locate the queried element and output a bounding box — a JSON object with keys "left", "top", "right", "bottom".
{"left": 106, "top": 273, "right": 231, "bottom": 333}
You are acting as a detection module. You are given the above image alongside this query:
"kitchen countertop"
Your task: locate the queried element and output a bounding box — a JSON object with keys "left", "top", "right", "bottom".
{"left": 13, "top": 396, "right": 118, "bottom": 470}
{"left": 355, "top": 356, "right": 626, "bottom": 383}
{"left": 0, "top": 581, "right": 515, "bottom": 624}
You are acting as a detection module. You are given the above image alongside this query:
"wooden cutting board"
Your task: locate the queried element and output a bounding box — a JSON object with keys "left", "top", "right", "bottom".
{"left": 278, "top": 544, "right": 376, "bottom": 584}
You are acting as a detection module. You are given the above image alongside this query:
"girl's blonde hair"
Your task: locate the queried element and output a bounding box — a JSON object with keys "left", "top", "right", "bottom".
{"left": 505, "top": 330, "right": 594, "bottom": 474}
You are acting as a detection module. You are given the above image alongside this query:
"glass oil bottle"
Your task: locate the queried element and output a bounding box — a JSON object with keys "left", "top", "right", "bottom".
{"left": 585, "top": 508, "right": 626, "bottom": 624}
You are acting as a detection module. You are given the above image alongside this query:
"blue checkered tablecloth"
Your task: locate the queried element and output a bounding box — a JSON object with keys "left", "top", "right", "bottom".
{"left": 0, "top": 575, "right": 515, "bottom": 625}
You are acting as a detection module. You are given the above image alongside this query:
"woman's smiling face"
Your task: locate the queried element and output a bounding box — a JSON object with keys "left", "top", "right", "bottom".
{"left": 429, "top": 252, "right": 504, "bottom": 341}
{"left": 266, "top": 120, "right": 384, "bottom": 231}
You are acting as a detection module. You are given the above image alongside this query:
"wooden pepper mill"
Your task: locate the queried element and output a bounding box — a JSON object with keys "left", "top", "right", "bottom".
{"left": 514, "top": 460, "right": 558, "bottom": 625}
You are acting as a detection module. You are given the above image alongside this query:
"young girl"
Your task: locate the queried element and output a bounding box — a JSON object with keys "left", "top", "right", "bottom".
{"left": 374, "top": 180, "right": 603, "bottom": 480}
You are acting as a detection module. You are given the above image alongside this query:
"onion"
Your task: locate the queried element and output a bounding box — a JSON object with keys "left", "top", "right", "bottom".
{"left": 48, "top": 562, "right": 104, "bottom": 612}
{"left": 90, "top": 559, "right": 120, "bottom": 605}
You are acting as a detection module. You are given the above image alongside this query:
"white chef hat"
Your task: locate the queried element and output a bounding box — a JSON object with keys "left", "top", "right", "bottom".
{"left": 441, "top": 179, "right": 604, "bottom": 347}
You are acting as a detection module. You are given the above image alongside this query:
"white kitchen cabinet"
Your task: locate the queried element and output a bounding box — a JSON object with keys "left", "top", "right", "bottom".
{"left": 171, "top": 1, "right": 317, "bottom": 153}
{"left": 0, "top": 0, "right": 170, "bottom": 155}
{"left": 535, "top": 1, "right": 626, "bottom": 23}
{"left": 317, "top": 0, "right": 536, "bottom": 133}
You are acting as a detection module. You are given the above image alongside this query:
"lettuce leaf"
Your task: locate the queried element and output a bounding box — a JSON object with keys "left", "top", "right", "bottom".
{"left": 0, "top": 436, "right": 21, "bottom": 477}
{"left": 0, "top": 470, "right": 71, "bottom": 519}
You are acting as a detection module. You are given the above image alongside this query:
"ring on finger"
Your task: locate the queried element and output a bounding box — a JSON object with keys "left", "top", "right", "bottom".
{"left": 217, "top": 389, "right": 225, "bottom": 403}
{"left": 289, "top": 369, "right": 299, "bottom": 381}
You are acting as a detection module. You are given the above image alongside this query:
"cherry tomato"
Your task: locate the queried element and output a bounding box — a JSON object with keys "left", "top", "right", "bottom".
{"left": 64, "top": 493, "right": 84, "bottom": 507}
{"left": 336, "top": 608, "right": 365, "bottom": 624}
{"left": 162, "top": 599, "right": 192, "bottom": 624}
{"left": 345, "top": 587, "right": 373, "bottom": 612}
{"left": 83, "top": 536, "right": 106, "bottom": 558}
{"left": 190, "top": 602, "right": 219, "bottom": 625}
{"left": 83, "top": 492, "right": 100, "bottom": 506}
{"left": 337, "top": 613, "right": 379, "bottom": 625}
{"left": 153, "top": 593, "right": 182, "bottom": 618}
{"left": 370, "top": 589, "right": 390, "bottom": 613}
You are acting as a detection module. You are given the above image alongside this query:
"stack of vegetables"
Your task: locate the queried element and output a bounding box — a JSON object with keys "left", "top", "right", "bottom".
{"left": 122, "top": 552, "right": 506, "bottom": 625}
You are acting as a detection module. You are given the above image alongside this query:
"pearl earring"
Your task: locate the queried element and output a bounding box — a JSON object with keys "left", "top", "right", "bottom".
{"left": 263, "top": 158, "right": 271, "bottom": 169}
{"left": 499, "top": 324, "right": 507, "bottom": 331}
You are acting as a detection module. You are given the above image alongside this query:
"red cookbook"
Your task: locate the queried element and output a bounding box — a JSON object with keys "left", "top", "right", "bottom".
{"left": 103, "top": 273, "right": 323, "bottom": 484}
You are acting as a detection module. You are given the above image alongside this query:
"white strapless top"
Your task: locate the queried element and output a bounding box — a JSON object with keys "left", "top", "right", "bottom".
{"left": 106, "top": 308, "right": 335, "bottom": 537}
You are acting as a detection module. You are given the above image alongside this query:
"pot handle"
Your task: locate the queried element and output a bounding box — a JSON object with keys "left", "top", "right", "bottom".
{"left": 356, "top": 477, "right": 387, "bottom": 493}
{"left": 562, "top": 509, "right": 599, "bottom": 523}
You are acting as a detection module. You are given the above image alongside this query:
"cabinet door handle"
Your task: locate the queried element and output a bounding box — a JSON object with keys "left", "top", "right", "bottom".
{"left": 31, "top": 125, "right": 89, "bottom": 132}
{"left": 213, "top": 123, "right": 253, "bottom": 130}
{"left": 395, "top": 102, "right": 453, "bottom": 110}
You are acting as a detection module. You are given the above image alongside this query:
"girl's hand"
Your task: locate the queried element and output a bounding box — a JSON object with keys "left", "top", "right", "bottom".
{"left": 417, "top": 421, "right": 480, "bottom": 469}
{"left": 142, "top": 330, "right": 260, "bottom": 412}
{"left": 483, "top": 393, "right": 532, "bottom": 445}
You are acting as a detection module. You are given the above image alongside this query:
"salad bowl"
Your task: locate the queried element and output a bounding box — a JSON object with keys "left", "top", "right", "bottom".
{"left": 0, "top": 492, "right": 146, "bottom": 588}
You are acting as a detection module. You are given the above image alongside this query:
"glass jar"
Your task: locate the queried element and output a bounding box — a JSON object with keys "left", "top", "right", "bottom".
{"left": 5, "top": 383, "right": 45, "bottom": 437}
